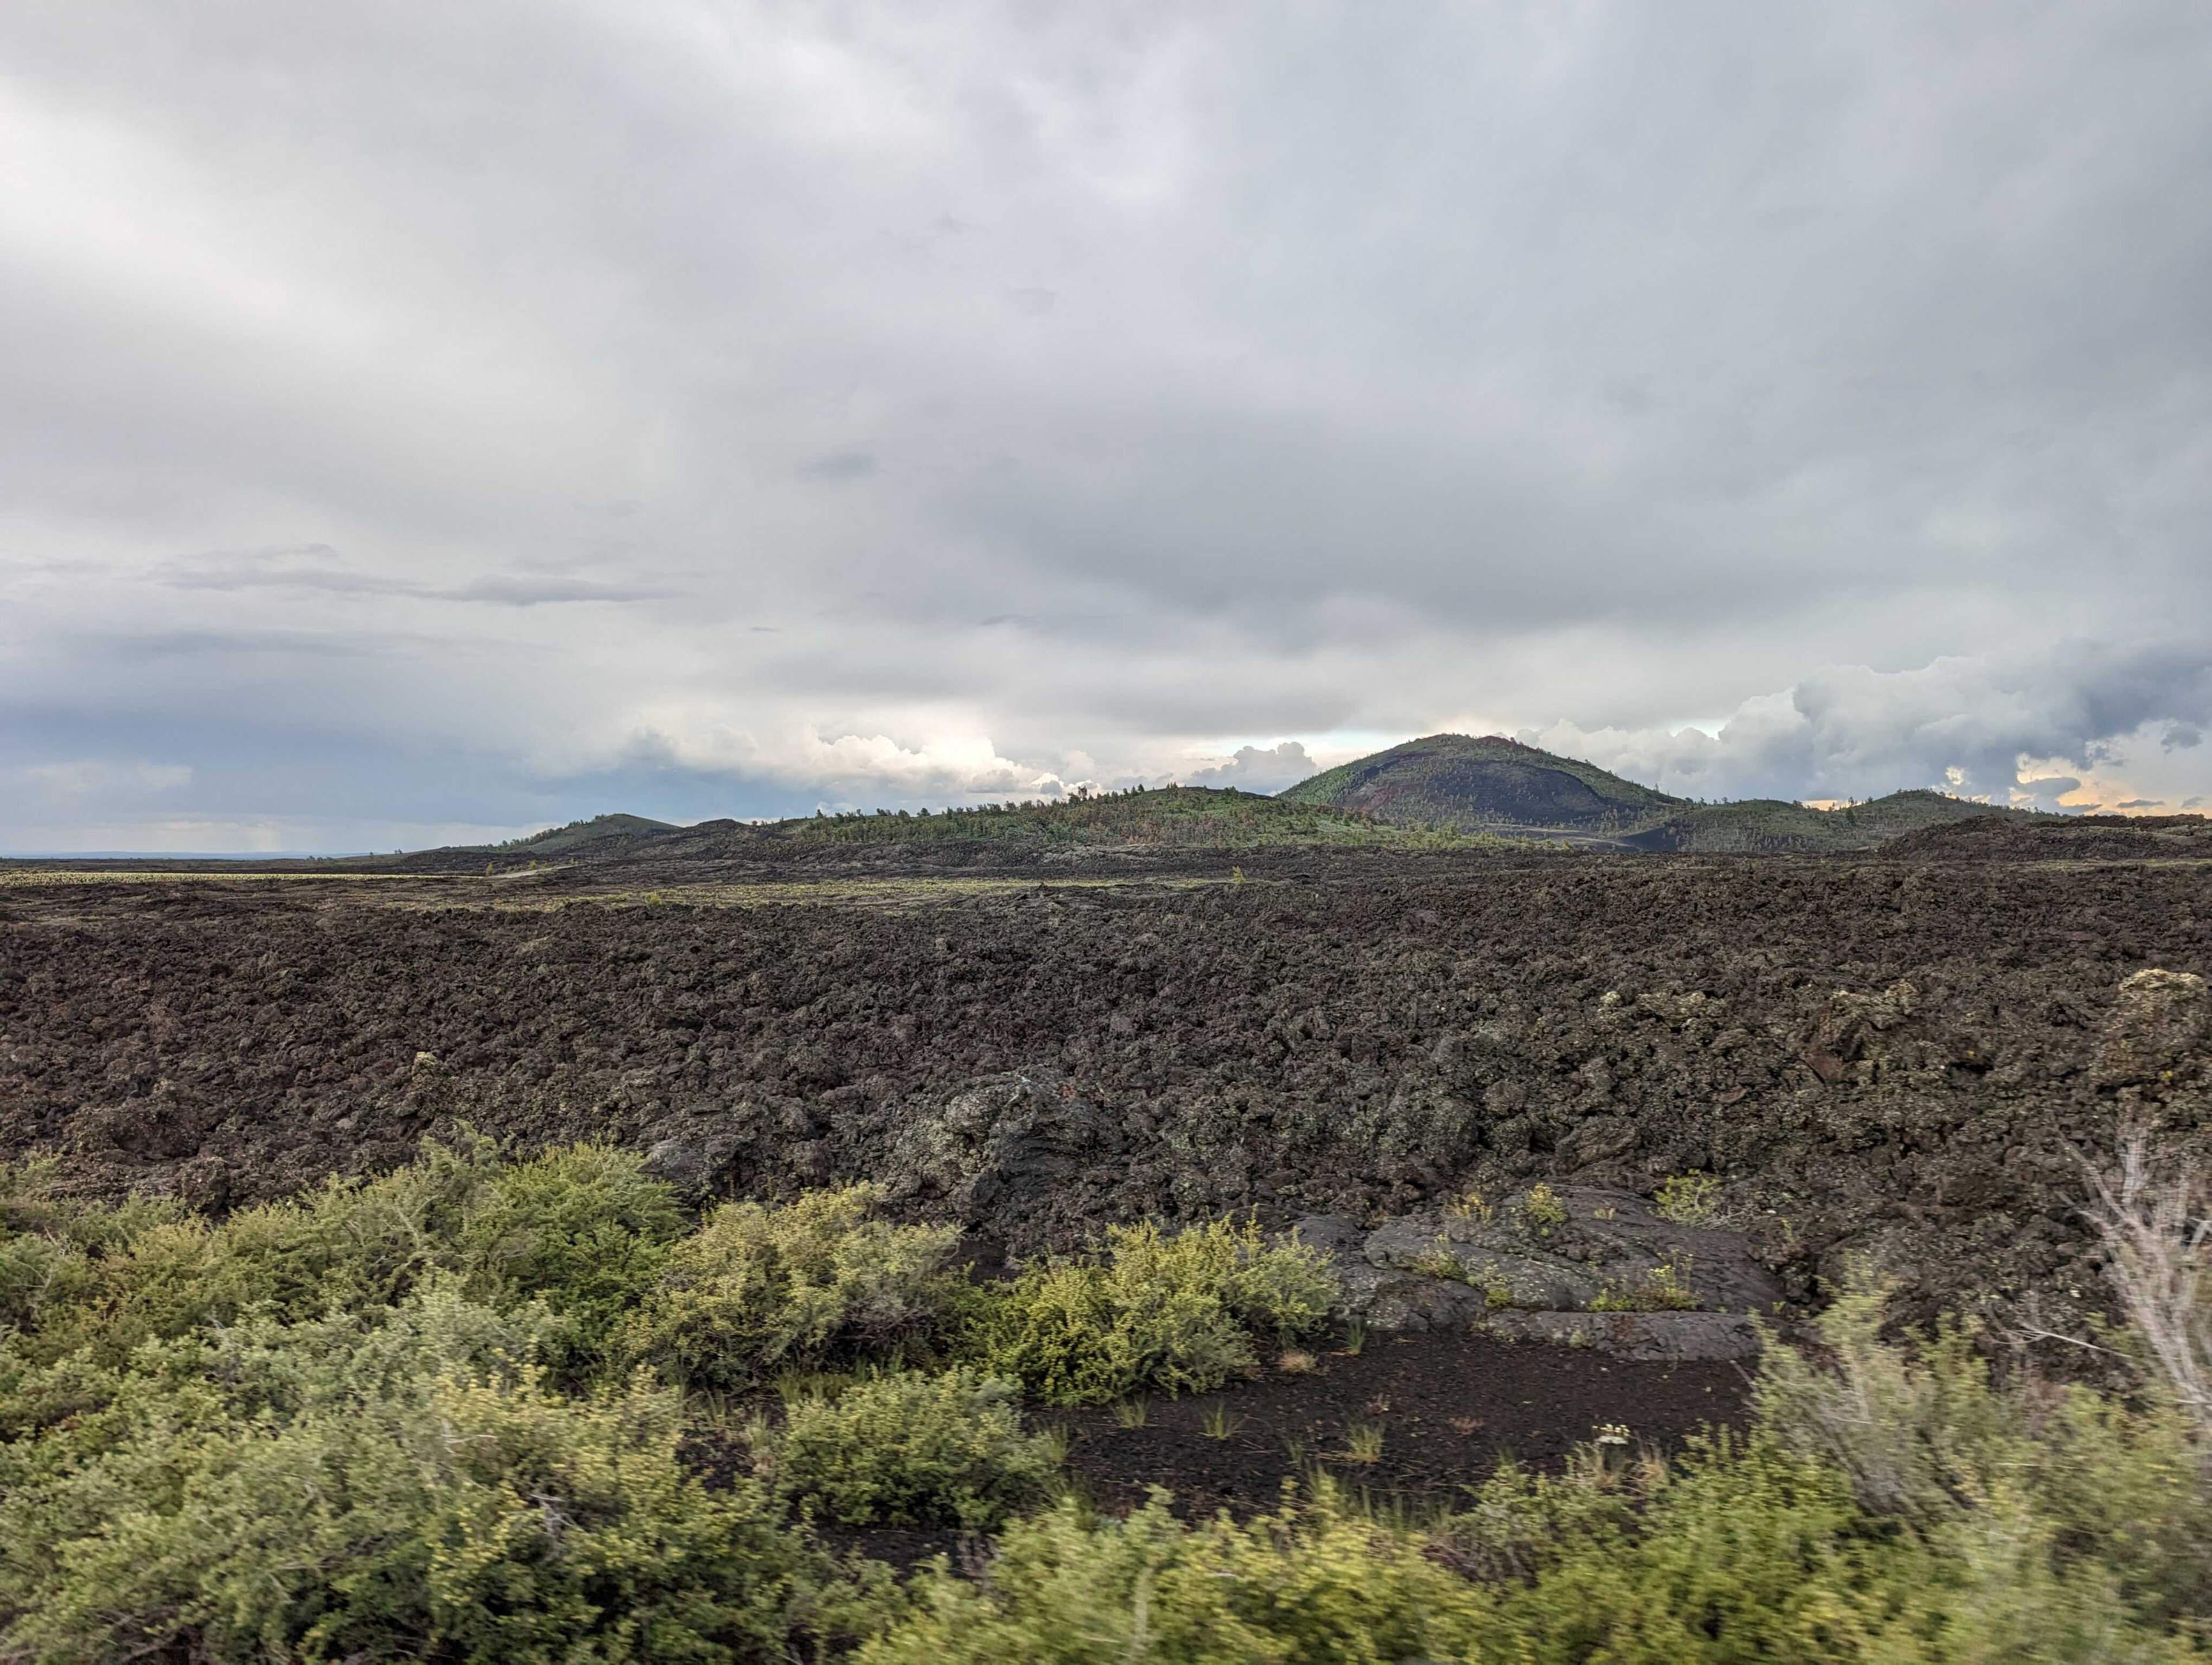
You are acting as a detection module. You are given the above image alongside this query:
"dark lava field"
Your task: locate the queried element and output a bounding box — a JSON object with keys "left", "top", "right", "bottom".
{"left": 4, "top": 844, "right": 2209, "bottom": 1329}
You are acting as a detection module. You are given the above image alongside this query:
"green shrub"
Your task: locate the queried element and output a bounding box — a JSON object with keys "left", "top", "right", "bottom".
{"left": 627, "top": 1184, "right": 967, "bottom": 1391}
{"left": 971, "top": 1218, "right": 1335, "bottom": 1405}
{"left": 4, "top": 1136, "right": 507, "bottom": 1371}
{"left": 859, "top": 1486, "right": 1493, "bottom": 1665}
{"left": 0, "top": 1160, "right": 182, "bottom": 1338}
{"left": 1653, "top": 1172, "right": 1723, "bottom": 1225}
{"left": 1589, "top": 1258, "right": 1700, "bottom": 1312}
{"left": 0, "top": 1217, "right": 96, "bottom": 1342}
{"left": 1518, "top": 1182, "right": 1567, "bottom": 1231}
{"left": 1755, "top": 1272, "right": 2212, "bottom": 1627}
{"left": 3, "top": 1152, "right": 968, "bottom": 1401}
{"left": 6, "top": 1143, "right": 2209, "bottom": 1660}
{"left": 759, "top": 1370, "right": 1059, "bottom": 1529}
{"left": 869, "top": 1262, "right": 2212, "bottom": 1662}
{"left": 456, "top": 1143, "right": 685, "bottom": 1377}
{"left": 7, "top": 1140, "right": 681, "bottom": 1386}
{"left": 0, "top": 1285, "right": 869, "bottom": 1664}
{"left": 1471, "top": 1427, "right": 2201, "bottom": 1661}
{"left": 864, "top": 1433, "right": 2200, "bottom": 1664}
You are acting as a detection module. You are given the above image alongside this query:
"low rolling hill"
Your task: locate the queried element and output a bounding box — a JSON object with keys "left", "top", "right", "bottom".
{"left": 406, "top": 786, "right": 1502, "bottom": 871}
{"left": 749, "top": 786, "right": 1484, "bottom": 849}
{"left": 412, "top": 739, "right": 2054, "bottom": 870}
{"left": 1280, "top": 734, "right": 2040, "bottom": 852}
{"left": 1885, "top": 810, "right": 2212, "bottom": 862}
{"left": 491, "top": 813, "right": 677, "bottom": 855}
{"left": 1623, "top": 790, "right": 2042, "bottom": 854}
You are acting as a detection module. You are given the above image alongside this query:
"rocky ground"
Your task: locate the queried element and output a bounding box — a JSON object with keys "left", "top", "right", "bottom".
{"left": 3, "top": 849, "right": 2209, "bottom": 1341}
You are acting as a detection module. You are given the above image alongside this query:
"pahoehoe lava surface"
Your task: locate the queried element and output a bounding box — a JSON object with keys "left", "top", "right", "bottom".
{"left": 3, "top": 854, "right": 2208, "bottom": 1326}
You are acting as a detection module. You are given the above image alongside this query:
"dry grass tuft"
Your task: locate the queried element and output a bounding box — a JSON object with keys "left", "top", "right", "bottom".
{"left": 1342, "top": 1421, "right": 1385, "bottom": 1463}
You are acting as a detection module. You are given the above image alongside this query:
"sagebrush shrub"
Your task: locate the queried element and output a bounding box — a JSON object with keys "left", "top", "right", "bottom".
{"left": 759, "top": 1369, "right": 1058, "bottom": 1528}
{"left": 0, "top": 1285, "right": 861, "bottom": 1664}
{"left": 858, "top": 1485, "right": 1494, "bottom": 1665}
{"left": 1755, "top": 1268, "right": 2212, "bottom": 1628}
{"left": 455, "top": 1142, "right": 685, "bottom": 1377}
{"left": 0, "top": 1159, "right": 179, "bottom": 1339}
{"left": 972, "top": 1218, "right": 1335, "bottom": 1405}
{"left": 626, "top": 1184, "right": 967, "bottom": 1390}
{"left": 864, "top": 1434, "right": 2201, "bottom": 1663}
{"left": 4, "top": 1137, "right": 2208, "bottom": 1660}
{"left": 3, "top": 1136, "right": 507, "bottom": 1371}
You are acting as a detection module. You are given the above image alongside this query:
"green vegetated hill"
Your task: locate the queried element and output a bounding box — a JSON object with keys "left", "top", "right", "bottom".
{"left": 1281, "top": 734, "right": 2036, "bottom": 852}
{"left": 457, "top": 742, "right": 2041, "bottom": 867}
{"left": 446, "top": 787, "right": 1496, "bottom": 868}
{"left": 1278, "top": 734, "right": 1682, "bottom": 835}
{"left": 757, "top": 785, "right": 1489, "bottom": 849}
{"left": 494, "top": 813, "right": 678, "bottom": 854}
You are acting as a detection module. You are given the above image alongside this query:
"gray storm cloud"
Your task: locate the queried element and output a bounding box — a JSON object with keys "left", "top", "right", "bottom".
{"left": 1, "top": 2, "right": 2208, "bottom": 848}
{"left": 1521, "top": 645, "right": 2212, "bottom": 810}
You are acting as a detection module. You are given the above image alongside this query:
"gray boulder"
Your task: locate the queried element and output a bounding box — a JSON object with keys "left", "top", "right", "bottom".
{"left": 642, "top": 1132, "right": 745, "bottom": 1201}
{"left": 885, "top": 1068, "right": 1113, "bottom": 1231}
{"left": 1480, "top": 1309, "right": 1762, "bottom": 1361}
{"left": 1295, "top": 1184, "right": 1784, "bottom": 1358}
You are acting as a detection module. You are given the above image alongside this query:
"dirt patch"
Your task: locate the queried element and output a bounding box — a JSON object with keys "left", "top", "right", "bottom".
{"left": 704, "top": 1328, "right": 1751, "bottom": 1570}
{"left": 1056, "top": 1328, "right": 1747, "bottom": 1518}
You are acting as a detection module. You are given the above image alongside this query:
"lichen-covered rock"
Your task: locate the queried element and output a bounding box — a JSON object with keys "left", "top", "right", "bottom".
{"left": 884, "top": 1069, "right": 1115, "bottom": 1237}
{"left": 2093, "top": 969, "right": 2209, "bottom": 1093}
{"left": 1288, "top": 1215, "right": 1365, "bottom": 1258}
{"left": 642, "top": 1132, "right": 745, "bottom": 1200}
{"left": 1298, "top": 1184, "right": 1784, "bottom": 1338}
{"left": 1363, "top": 1215, "right": 1600, "bottom": 1310}
{"left": 1558, "top": 1114, "right": 1639, "bottom": 1166}
{"left": 1802, "top": 980, "right": 1919, "bottom": 1083}
{"left": 1336, "top": 1263, "right": 1491, "bottom": 1332}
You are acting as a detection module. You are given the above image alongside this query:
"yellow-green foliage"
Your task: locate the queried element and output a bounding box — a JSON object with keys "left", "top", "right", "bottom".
{"left": 1463, "top": 1430, "right": 2177, "bottom": 1660}
{"left": 1589, "top": 1258, "right": 1700, "bottom": 1312}
{"left": 859, "top": 1486, "right": 1494, "bottom": 1665}
{"left": 455, "top": 1142, "right": 687, "bottom": 1375}
{"left": 1, "top": 1138, "right": 503, "bottom": 1372}
{"left": 1519, "top": 1182, "right": 1567, "bottom": 1231}
{"left": 1755, "top": 1276, "right": 2212, "bottom": 1628}
{"left": 0, "top": 1140, "right": 684, "bottom": 1386}
{"left": 759, "top": 1370, "right": 1059, "bottom": 1529}
{"left": 626, "top": 1184, "right": 968, "bottom": 1391}
{"left": 866, "top": 1270, "right": 2212, "bottom": 1660}
{"left": 864, "top": 1430, "right": 2203, "bottom": 1663}
{"left": 3, "top": 1144, "right": 2209, "bottom": 1660}
{"left": 0, "top": 1159, "right": 180, "bottom": 1340}
{"left": 0, "top": 1285, "right": 871, "bottom": 1664}
{"left": 1654, "top": 1172, "right": 1724, "bottom": 1225}
{"left": 971, "top": 1218, "right": 1336, "bottom": 1405}
{"left": 1443, "top": 1188, "right": 1495, "bottom": 1224}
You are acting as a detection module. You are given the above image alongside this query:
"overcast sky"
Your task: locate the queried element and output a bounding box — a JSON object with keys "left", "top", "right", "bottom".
{"left": 5, "top": 2, "right": 2209, "bottom": 850}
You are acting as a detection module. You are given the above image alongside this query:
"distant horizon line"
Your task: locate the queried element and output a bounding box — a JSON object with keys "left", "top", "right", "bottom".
{"left": 0, "top": 850, "right": 378, "bottom": 862}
